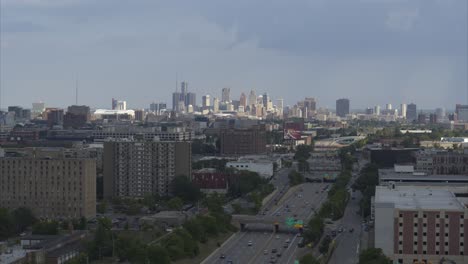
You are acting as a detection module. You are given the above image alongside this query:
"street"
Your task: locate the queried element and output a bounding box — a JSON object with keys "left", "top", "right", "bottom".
{"left": 202, "top": 165, "right": 329, "bottom": 264}
{"left": 327, "top": 191, "right": 363, "bottom": 264}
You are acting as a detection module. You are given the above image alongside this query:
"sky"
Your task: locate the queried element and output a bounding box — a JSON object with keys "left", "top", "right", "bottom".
{"left": 0, "top": 0, "right": 467, "bottom": 110}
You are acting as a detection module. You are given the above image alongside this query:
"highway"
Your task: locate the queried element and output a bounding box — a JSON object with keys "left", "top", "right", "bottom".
{"left": 203, "top": 165, "right": 329, "bottom": 264}
{"left": 328, "top": 191, "right": 363, "bottom": 264}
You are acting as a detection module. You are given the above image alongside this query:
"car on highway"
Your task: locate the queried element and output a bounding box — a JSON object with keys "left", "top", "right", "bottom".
{"left": 276, "top": 252, "right": 282, "bottom": 258}
{"left": 271, "top": 248, "right": 278, "bottom": 253}
{"left": 269, "top": 257, "right": 277, "bottom": 263}
{"left": 275, "top": 235, "right": 280, "bottom": 239}
{"left": 263, "top": 250, "right": 268, "bottom": 255}
{"left": 248, "top": 241, "right": 253, "bottom": 246}
{"left": 338, "top": 227, "right": 344, "bottom": 233}
{"left": 220, "top": 254, "right": 226, "bottom": 259}
{"left": 226, "top": 260, "right": 233, "bottom": 264}
{"left": 331, "top": 231, "right": 337, "bottom": 237}
{"left": 349, "top": 228, "right": 354, "bottom": 233}
{"left": 283, "top": 243, "right": 288, "bottom": 248}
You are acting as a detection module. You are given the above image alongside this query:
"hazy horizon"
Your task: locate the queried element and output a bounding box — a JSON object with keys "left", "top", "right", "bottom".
{"left": 1, "top": 0, "right": 467, "bottom": 110}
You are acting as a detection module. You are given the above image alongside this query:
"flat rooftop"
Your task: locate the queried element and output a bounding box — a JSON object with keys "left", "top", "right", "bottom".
{"left": 379, "top": 169, "right": 468, "bottom": 183}
{"left": 375, "top": 185, "right": 465, "bottom": 211}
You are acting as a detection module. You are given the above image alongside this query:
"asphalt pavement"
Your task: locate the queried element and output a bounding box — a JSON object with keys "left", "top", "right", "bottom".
{"left": 326, "top": 169, "right": 365, "bottom": 264}
{"left": 203, "top": 171, "right": 330, "bottom": 264}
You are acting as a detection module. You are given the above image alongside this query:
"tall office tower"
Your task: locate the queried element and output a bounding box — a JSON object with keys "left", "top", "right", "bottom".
{"left": 134, "top": 109, "right": 145, "bottom": 121}
{"left": 186, "top": 92, "right": 196, "bottom": 108}
{"left": 221, "top": 88, "right": 231, "bottom": 102}
{"left": 336, "top": 98, "right": 350, "bottom": 117}
{"left": 386, "top": 103, "right": 393, "bottom": 110}
{"left": 262, "top": 93, "right": 269, "bottom": 108}
{"left": 0, "top": 148, "right": 96, "bottom": 219}
{"left": 248, "top": 90, "right": 257, "bottom": 107}
{"left": 202, "top": 95, "right": 211, "bottom": 108}
{"left": 150, "top": 102, "right": 158, "bottom": 112}
{"left": 239, "top": 93, "right": 247, "bottom": 108}
{"left": 406, "top": 103, "right": 417, "bottom": 121}
{"left": 32, "top": 102, "right": 45, "bottom": 118}
{"left": 8, "top": 106, "right": 23, "bottom": 120}
{"left": 435, "top": 108, "right": 446, "bottom": 120}
{"left": 116, "top": 101, "right": 127, "bottom": 110}
{"left": 365, "top": 107, "right": 374, "bottom": 115}
{"left": 112, "top": 98, "right": 118, "bottom": 110}
{"left": 45, "top": 108, "right": 64, "bottom": 127}
{"left": 277, "top": 99, "right": 284, "bottom": 117}
{"left": 455, "top": 104, "right": 468, "bottom": 122}
{"left": 400, "top": 103, "right": 407, "bottom": 118}
{"left": 219, "top": 126, "right": 266, "bottom": 155}
{"left": 213, "top": 97, "right": 220, "bottom": 113}
{"left": 304, "top": 97, "right": 317, "bottom": 112}
{"left": 64, "top": 105, "right": 91, "bottom": 129}
{"left": 374, "top": 105, "right": 381, "bottom": 115}
{"left": 172, "top": 92, "right": 181, "bottom": 111}
{"left": 181, "top": 81, "right": 188, "bottom": 95}
{"left": 103, "top": 139, "right": 192, "bottom": 198}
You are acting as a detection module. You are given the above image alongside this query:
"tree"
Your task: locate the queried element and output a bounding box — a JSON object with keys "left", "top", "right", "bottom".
{"left": 12, "top": 207, "right": 37, "bottom": 232}
{"left": 288, "top": 170, "right": 305, "bottom": 186}
{"left": 32, "top": 221, "right": 59, "bottom": 235}
{"left": 294, "top": 144, "right": 313, "bottom": 161}
{"left": 300, "top": 254, "right": 320, "bottom": 264}
{"left": 358, "top": 248, "right": 392, "bottom": 264}
{"left": 319, "top": 235, "right": 332, "bottom": 254}
{"left": 0, "top": 208, "right": 14, "bottom": 239}
{"left": 172, "top": 175, "right": 202, "bottom": 203}
{"left": 147, "top": 244, "right": 171, "bottom": 264}
{"left": 168, "top": 197, "right": 184, "bottom": 211}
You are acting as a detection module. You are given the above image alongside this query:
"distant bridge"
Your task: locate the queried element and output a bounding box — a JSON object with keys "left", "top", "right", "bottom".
{"left": 232, "top": 214, "right": 301, "bottom": 233}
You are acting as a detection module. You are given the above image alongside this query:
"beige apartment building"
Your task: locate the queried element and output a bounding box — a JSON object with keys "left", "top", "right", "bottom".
{"left": 103, "top": 139, "right": 191, "bottom": 199}
{"left": 0, "top": 148, "right": 96, "bottom": 219}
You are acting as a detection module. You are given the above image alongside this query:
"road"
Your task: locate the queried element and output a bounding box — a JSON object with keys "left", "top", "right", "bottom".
{"left": 327, "top": 167, "right": 365, "bottom": 264}
{"left": 203, "top": 178, "right": 329, "bottom": 264}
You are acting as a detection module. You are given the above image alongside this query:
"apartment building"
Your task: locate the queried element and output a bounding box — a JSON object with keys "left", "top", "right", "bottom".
{"left": 374, "top": 185, "right": 467, "bottom": 264}
{"left": 219, "top": 126, "right": 266, "bottom": 155}
{"left": 103, "top": 139, "right": 191, "bottom": 198}
{"left": 415, "top": 149, "right": 468, "bottom": 175}
{"left": 0, "top": 148, "right": 96, "bottom": 219}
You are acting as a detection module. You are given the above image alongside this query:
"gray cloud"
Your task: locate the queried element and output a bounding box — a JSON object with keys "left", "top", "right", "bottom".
{"left": 0, "top": 0, "right": 466, "bottom": 109}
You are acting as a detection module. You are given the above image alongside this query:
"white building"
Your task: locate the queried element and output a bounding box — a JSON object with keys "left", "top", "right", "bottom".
{"left": 226, "top": 155, "right": 281, "bottom": 178}
{"left": 400, "top": 103, "right": 407, "bottom": 118}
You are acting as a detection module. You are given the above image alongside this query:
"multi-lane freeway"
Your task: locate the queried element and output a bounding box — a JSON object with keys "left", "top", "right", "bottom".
{"left": 203, "top": 166, "right": 329, "bottom": 264}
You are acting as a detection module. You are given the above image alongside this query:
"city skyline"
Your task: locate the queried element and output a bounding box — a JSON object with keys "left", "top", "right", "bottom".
{"left": 1, "top": 0, "right": 467, "bottom": 109}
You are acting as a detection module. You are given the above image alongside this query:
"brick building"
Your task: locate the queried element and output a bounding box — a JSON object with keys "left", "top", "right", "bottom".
{"left": 374, "top": 185, "right": 467, "bottom": 264}
{"left": 0, "top": 148, "right": 96, "bottom": 219}
{"left": 103, "top": 139, "right": 192, "bottom": 198}
{"left": 219, "top": 126, "right": 266, "bottom": 155}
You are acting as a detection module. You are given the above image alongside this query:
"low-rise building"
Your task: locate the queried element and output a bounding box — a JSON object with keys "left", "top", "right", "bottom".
{"left": 192, "top": 168, "right": 229, "bottom": 194}
{"left": 226, "top": 155, "right": 279, "bottom": 178}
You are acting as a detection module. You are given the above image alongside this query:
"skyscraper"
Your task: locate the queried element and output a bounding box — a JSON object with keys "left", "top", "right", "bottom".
{"left": 407, "top": 103, "right": 417, "bottom": 121}
{"left": 374, "top": 105, "right": 381, "bottom": 115}
{"left": 248, "top": 90, "right": 256, "bottom": 107}
{"left": 400, "top": 103, "right": 407, "bottom": 118}
{"left": 202, "top": 95, "right": 211, "bottom": 108}
{"left": 185, "top": 92, "right": 196, "bottom": 108}
{"left": 112, "top": 98, "right": 117, "bottom": 110}
{"left": 221, "top": 88, "right": 230, "bottom": 102}
{"left": 386, "top": 103, "right": 392, "bottom": 110}
{"left": 172, "top": 92, "right": 181, "bottom": 111}
{"left": 336, "top": 98, "right": 350, "bottom": 118}
{"left": 262, "top": 92, "right": 269, "bottom": 108}
{"left": 239, "top": 93, "right": 247, "bottom": 108}
{"left": 213, "top": 97, "right": 220, "bottom": 113}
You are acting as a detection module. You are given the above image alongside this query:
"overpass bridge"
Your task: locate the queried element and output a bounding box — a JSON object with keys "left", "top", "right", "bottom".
{"left": 232, "top": 214, "right": 302, "bottom": 233}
